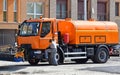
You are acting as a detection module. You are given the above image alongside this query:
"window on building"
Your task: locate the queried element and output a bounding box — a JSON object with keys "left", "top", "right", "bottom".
{"left": 115, "top": 2, "right": 119, "bottom": 16}
{"left": 3, "top": 0, "right": 7, "bottom": 22}
{"left": 78, "top": 0, "right": 84, "bottom": 20}
{"left": 97, "top": 2, "right": 106, "bottom": 21}
{"left": 14, "top": 0, "right": 17, "bottom": 22}
{"left": 56, "top": 0, "right": 67, "bottom": 19}
{"left": 27, "top": 2, "right": 43, "bottom": 19}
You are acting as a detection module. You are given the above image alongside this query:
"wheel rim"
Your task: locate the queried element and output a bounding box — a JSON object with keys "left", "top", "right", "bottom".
{"left": 98, "top": 50, "right": 107, "bottom": 61}
{"left": 55, "top": 52, "right": 60, "bottom": 62}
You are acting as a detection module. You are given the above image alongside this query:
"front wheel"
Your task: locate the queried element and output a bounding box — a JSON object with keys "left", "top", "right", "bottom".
{"left": 48, "top": 49, "right": 64, "bottom": 65}
{"left": 28, "top": 59, "right": 39, "bottom": 65}
{"left": 56, "top": 50, "right": 64, "bottom": 64}
{"left": 92, "top": 47, "right": 109, "bottom": 63}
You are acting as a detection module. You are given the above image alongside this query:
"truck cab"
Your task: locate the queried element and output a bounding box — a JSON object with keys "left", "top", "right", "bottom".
{"left": 17, "top": 18, "right": 58, "bottom": 65}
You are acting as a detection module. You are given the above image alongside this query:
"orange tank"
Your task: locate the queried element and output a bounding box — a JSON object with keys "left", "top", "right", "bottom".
{"left": 58, "top": 20, "right": 119, "bottom": 45}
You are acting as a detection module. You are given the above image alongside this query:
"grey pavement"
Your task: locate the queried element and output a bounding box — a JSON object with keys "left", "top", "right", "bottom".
{"left": 0, "top": 57, "right": 120, "bottom": 75}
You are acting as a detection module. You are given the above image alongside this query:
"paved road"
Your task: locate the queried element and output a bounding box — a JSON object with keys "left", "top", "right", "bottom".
{"left": 0, "top": 57, "right": 120, "bottom": 75}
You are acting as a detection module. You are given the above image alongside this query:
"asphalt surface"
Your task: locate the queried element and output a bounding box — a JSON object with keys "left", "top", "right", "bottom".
{"left": 0, "top": 56, "right": 120, "bottom": 75}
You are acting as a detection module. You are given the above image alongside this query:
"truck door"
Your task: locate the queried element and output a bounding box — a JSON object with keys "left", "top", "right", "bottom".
{"left": 39, "top": 21, "right": 52, "bottom": 49}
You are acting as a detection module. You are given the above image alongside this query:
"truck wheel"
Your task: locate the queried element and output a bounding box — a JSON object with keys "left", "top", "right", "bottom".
{"left": 74, "top": 59, "right": 88, "bottom": 64}
{"left": 56, "top": 50, "right": 64, "bottom": 64}
{"left": 48, "top": 49, "right": 64, "bottom": 65}
{"left": 56, "top": 50, "right": 64, "bottom": 65}
{"left": 92, "top": 47, "right": 109, "bottom": 63}
{"left": 28, "top": 59, "right": 39, "bottom": 65}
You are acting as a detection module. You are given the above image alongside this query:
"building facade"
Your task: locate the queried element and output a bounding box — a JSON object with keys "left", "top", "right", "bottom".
{"left": 0, "top": 0, "right": 120, "bottom": 46}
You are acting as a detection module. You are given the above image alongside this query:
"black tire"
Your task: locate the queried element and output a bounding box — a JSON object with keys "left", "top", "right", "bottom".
{"left": 92, "top": 47, "right": 109, "bottom": 63}
{"left": 74, "top": 59, "right": 88, "bottom": 64}
{"left": 28, "top": 59, "right": 39, "bottom": 65}
{"left": 57, "top": 49, "right": 64, "bottom": 64}
{"left": 48, "top": 49, "right": 64, "bottom": 65}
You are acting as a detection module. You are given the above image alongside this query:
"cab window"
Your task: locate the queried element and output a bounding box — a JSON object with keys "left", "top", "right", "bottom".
{"left": 40, "top": 22, "right": 51, "bottom": 37}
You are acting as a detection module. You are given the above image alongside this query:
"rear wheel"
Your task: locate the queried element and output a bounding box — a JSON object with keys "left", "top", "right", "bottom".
{"left": 28, "top": 59, "right": 39, "bottom": 65}
{"left": 92, "top": 47, "right": 109, "bottom": 63}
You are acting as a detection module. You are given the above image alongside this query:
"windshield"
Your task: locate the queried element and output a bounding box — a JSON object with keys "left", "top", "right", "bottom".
{"left": 19, "top": 22, "right": 40, "bottom": 36}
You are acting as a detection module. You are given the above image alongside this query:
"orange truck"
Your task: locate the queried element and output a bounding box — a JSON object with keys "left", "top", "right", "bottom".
{"left": 17, "top": 17, "right": 119, "bottom": 65}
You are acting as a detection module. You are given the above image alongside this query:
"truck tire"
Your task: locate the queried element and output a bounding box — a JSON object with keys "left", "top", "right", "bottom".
{"left": 92, "top": 47, "right": 109, "bottom": 63}
{"left": 28, "top": 59, "right": 39, "bottom": 65}
{"left": 48, "top": 49, "right": 64, "bottom": 65}
{"left": 74, "top": 59, "right": 88, "bottom": 64}
{"left": 57, "top": 49, "right": 64, "bottom": 64}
